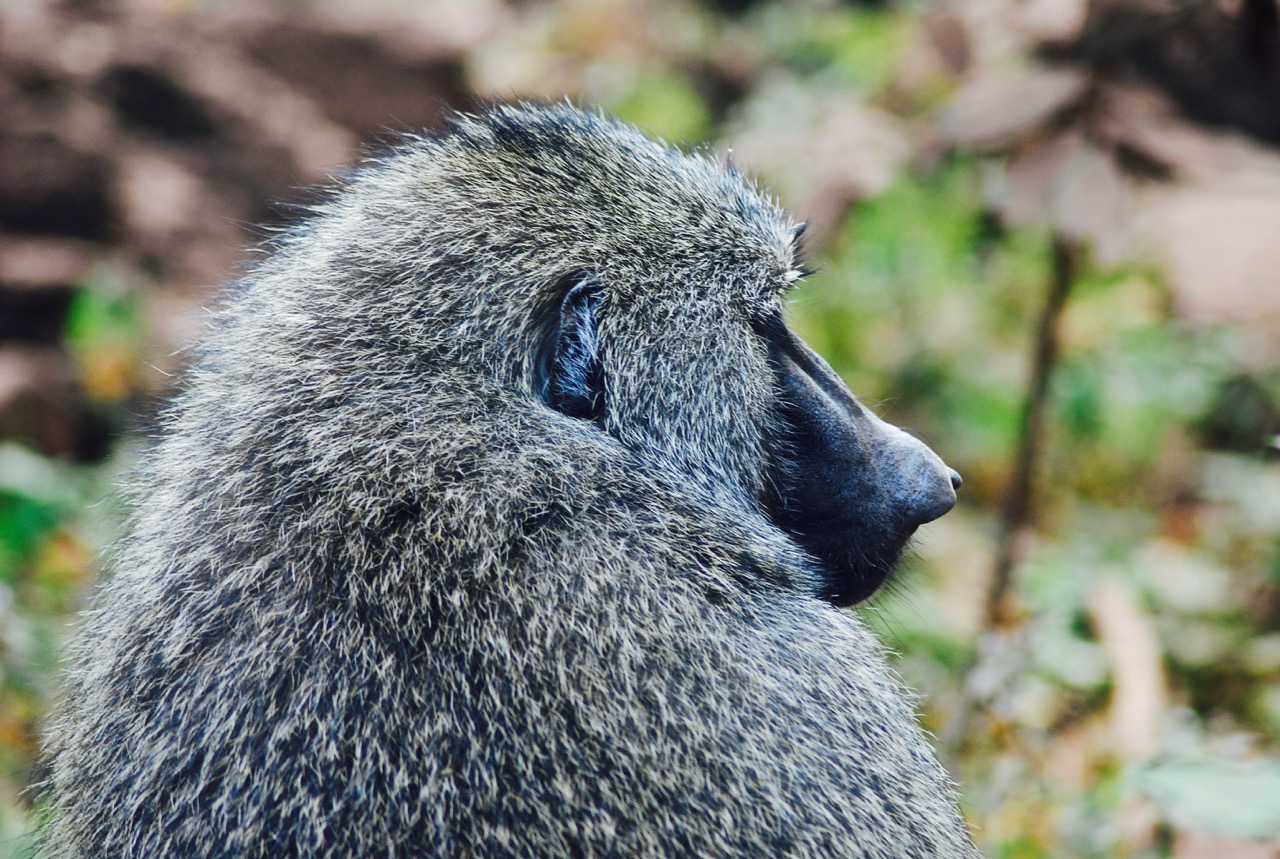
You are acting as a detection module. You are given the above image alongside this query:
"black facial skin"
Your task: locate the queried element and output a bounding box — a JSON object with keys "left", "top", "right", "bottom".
{"left": 757, "top": 311, "right": 960, "bottom": 606}
{"left": 540, "top": 284, "right": 960, "bottom": 608}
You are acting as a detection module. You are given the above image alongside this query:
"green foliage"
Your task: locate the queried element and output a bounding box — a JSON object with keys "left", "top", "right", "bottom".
{"left": 1046, "top": 271, "right": 1235, "bottom": 506}
{"left": 610, "top": 68, "right": 712, "bottom": 145}
{"left": 64, "top": 271, "right": 145, "bottom": 404}
{"left": 64, "top": 273, "right": 142, "bottom": 356}
{"left": 0, "top": 494, "right": 58, "bottom": 586}
{"left": 1135, "top": 758, "right": 1280, "bottom": 839}
{"left": 0, "top": 445, "right": 77, "bottom": 584}
{"left": 760, "top": 4, "right": 912, "bottom": 92}
{"left": 0, "top": 443, "right": 109, "bottom": 847}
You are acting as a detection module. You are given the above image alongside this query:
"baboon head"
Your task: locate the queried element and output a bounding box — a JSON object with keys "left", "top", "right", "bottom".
{"left": 308, "top": 103, "right": 960, "bottom": 607}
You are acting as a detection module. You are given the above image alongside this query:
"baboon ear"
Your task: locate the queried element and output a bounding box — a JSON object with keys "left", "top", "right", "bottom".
{"left": 539, "top": 275, "right": 605, "bottom": 423}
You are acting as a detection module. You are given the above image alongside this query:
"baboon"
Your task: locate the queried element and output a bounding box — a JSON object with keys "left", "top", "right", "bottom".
{"left": 41, "top": 103, "right": 979, "bottom": 858}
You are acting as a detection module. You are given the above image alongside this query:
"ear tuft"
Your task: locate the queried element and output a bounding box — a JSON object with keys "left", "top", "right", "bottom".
{"left": 539, "top": 275, "right": 606, "bottom": 423}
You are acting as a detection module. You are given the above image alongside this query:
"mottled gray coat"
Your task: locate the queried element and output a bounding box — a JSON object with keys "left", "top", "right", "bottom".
{"left": 41, "top": 104, "right": 980, "bottom": 858}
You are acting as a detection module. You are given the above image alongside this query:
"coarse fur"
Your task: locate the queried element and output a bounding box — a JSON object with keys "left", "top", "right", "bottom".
{"left": 41, "top": 103, "right": 980, "bottom": 857}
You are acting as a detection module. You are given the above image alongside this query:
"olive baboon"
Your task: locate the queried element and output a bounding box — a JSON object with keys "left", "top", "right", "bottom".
{"left": 41, "top": 103, "right": 979, "bottom": 858}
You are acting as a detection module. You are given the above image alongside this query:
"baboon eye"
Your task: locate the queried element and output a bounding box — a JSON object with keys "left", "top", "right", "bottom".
{"left": 538, "top": 275, "right": 606, "bottom": 424}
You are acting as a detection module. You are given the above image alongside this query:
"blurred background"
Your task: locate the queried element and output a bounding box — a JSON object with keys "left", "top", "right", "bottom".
{"left": 1, "top": 0, "right": 1279, "bottom": 855}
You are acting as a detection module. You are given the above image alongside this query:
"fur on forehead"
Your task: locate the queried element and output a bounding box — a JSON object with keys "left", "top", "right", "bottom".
{"left": 356, "top": 102, "right": 801, "bottom": 306}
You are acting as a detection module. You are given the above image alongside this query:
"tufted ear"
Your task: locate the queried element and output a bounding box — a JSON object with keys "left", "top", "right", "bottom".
{"left": 539, "top": 275, "right": 605, "bottom": 423}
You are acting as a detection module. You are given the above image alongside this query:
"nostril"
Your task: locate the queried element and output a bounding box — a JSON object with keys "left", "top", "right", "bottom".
{"left": 949, "top": 469, "right": 963, "bottom": 491}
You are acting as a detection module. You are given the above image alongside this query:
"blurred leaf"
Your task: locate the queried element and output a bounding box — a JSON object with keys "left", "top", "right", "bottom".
{"left": 0, "top": 494, "right": 58, "bottom": 584}
{"left": 610, "top": 69, "right": 711, "bottom": 144}
{"left": 762, "top": 6, "right": 913, "bottom": 93}
{"left": 991, "top": 133, "right": 1135, "bottom": 265}
{"left": 1199, "top": 454, "right": 1280, "bottom": 535}
{"left": 824, "top": 9, "right": 914, "bottom": 95}
{"left": 0, "top": 444, "right": 75, "bottom": 583}
{"left": 1135, "top": 758, "right": 1280, "bottom": 839}
{"left": 725, "top": 81, "right": 910, "bottom": 231}
{"left": 1145, "top": 187, "right": 1280, "bottom": 324}
{"left": 64, "top": 273, "right": 145, "bottom": 404}
{"left": 1052, "top": 358, "right": 1104, "bottom": 442}
{"left": 26, "top": 530, "right": 92, "bottom": 615}
{"left": 0, "top": 444, "right": 101, "bottom": 598}
{"left": 0, "top": 443, "right": 76, "bottom": 506}
{"left": 938, "top": 67, "right": 1087, "bottom": 148}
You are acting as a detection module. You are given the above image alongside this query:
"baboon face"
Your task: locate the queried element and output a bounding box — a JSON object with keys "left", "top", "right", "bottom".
{"left": 397, "top": 106, "right": 957, "bottom": 607}
{"left": 536, "top": 251, "right": 958, "bottom": 608}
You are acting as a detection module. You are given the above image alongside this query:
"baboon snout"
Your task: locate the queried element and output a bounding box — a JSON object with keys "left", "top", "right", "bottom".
{"left": 758, "top": 309, "right": 961, "bottom": 604}
{"left": 885, "top": 427, "right": 960, "bottom": 529}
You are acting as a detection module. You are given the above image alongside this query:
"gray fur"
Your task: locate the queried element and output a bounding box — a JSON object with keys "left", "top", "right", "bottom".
{"left": 40, "top": 103, "right": 979, "bottom": 858}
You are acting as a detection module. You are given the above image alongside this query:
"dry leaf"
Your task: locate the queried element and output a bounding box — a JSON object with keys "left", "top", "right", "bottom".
{"left": 1139, "top": 187, "right": 1280, "bottom": 324}
{"left": 991, "top": 130, "right": 1133, "bottom": 264}
{"left": 1174, "top": 831, "right": 1277, "bottom": 859}
{"left": 937, "top": 66, "right": 1087, "bottom": 148}
{"left": 1049, "top": 136, "right": 1131, "bottom": 266}
{"left": 1100, "top": 89, "right": 1280, "bottom": 192}
{"left": 726, "top": 82, "right": 910, "bottom": 235}
{"left": 1011, "top": 0, "right": 1088, "bottom": 44}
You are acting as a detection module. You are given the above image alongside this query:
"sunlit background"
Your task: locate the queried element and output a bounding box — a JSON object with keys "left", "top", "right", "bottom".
{"left": 1, "top": 0, "right": 1279, "bottom": 856}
